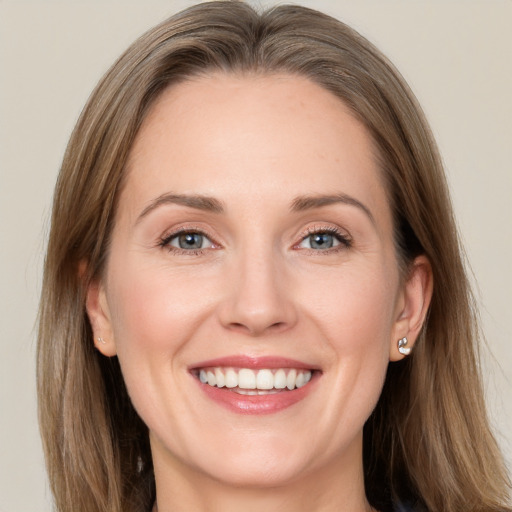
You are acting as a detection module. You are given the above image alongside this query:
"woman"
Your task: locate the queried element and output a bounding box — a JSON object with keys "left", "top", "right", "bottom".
{"left": 37, "top": 2, "right": 511, "bottom": 511}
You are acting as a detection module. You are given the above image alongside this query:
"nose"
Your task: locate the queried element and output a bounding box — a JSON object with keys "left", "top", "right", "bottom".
{"left": 217, "top": 248, "right": 298, "bottom": 337}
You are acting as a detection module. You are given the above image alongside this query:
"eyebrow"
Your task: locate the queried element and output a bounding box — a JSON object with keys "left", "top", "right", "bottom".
{"left": 136, "top": 191, "right": 374, "bottom": 225}
{"left": 290, "top": 193, "right": 375, "bottom": 225}
{"left": 137, "top": 193, "right": 224, "bottom": 223}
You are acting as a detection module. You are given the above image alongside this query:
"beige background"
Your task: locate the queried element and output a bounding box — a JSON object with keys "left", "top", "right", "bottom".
{"left": 1, "top": 1, "right": 510, "bottom": 510}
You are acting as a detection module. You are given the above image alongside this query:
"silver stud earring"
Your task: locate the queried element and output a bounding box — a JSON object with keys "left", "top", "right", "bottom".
{"left": 97, "top": 336, "right": 106, "bottom": 345}
{"left": 398, "top": 337, "right": 411, "bottom": 356}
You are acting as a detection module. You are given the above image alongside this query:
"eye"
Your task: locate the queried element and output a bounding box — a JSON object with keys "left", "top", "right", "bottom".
{"left": 297, "top": 228, "right": 351, "bottom": 251}
{"left": 161, "top": 230, "right": 215, "bottom": 251}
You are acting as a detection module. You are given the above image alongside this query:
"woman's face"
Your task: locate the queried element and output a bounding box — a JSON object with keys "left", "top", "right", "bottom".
{"left": 89, "top": 74, "right": 422, "bottom": 489}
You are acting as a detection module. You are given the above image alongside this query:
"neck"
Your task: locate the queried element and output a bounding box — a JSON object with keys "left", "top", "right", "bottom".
{"left": 152, "top": 480, "right": 374, "bottom": 512}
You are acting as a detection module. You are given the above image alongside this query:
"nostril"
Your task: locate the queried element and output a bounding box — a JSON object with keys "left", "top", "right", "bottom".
{"left": 227, "top": 320, "right": 287, "bottom": 336}
{"left": 268, "top": 321, "right": 286, "bottom": 332}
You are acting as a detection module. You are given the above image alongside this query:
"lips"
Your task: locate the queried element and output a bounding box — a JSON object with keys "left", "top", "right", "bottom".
{"left": 190, "top": 356, "right": 319, "bottom": 414}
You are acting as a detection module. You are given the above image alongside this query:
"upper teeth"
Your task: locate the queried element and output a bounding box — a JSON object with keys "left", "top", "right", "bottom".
{"left": 198, "top": 367, "right": 312, "bottom": 391}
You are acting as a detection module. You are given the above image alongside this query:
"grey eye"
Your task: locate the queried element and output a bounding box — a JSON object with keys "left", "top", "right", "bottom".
{"left": 170, "top": 232, "right": 211, "bottom": 250}
{"left": 300, "top": 232, "right": 340, "bottom": 250}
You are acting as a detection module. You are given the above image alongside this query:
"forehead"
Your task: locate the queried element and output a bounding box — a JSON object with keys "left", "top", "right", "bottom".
{"left": 121, "top": 73, "right": 390, "bottom": 224}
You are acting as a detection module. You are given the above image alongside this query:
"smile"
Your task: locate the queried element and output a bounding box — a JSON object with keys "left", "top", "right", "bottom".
{"left": 197, "top": 367, "right": 313, "bottom": 394}
{"left": 191, "top": 357, "right": 319, "bottom": 415}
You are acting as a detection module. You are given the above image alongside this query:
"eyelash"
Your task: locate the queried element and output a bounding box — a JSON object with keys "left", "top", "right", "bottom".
{"left": 158, "top": 227, "right": 217, "bottom": 256}
{"left": 158, "top": 225, "right": 352, "bottom": 255}
{"left": 295, "top": 225, "right": 352, "bottom": 253}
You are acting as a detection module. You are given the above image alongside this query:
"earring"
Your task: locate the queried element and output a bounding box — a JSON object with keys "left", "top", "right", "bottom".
{"left": 398, "top": 337, "right": 411, "bottom": 356}
{"left": 97, "top": 336, "right": 106, "bottom": 345}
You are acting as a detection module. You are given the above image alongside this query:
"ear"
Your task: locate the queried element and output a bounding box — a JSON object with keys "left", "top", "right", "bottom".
{"left": 85, "top": 277, "right": 117, "bottom": 357}
{"left": 390, "top": 255, "right": 433, "bottom": 361}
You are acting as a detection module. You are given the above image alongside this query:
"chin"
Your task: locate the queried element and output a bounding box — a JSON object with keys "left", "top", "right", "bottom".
{"left": 198, "top": 453, "right": 311, "bottom": 489}
{"left": 160, "top": 429, "right": 316, "bottom": 489}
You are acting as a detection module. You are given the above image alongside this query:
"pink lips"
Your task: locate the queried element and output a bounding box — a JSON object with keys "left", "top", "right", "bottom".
{"left": 190, "top": 355, "right": 319, "bottom": 415}
{"left": 191, "top": 355, "right": 318, "bottom": 371}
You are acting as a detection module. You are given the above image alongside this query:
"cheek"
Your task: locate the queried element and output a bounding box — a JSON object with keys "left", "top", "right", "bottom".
{"left": 108, "top": 261, "right": 214, "bottom": 347}
{"left": 335, "top": 269, "right": 396, "bottom": 390}
{"left": 104, "top": 259, "right": 223, "bottom": 404}
{"left": 104, "top": 264, "right": 207, "bottom": 429}
{"left": 307, "top": 262, "right": 398, "bottom": 347}
{"left": 309, "top": 266, "right": 396, "bottom": 418}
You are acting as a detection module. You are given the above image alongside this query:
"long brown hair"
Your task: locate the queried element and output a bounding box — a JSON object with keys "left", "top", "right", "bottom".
{"left": 37, "top": 2, "right": 511, "bottom": 511}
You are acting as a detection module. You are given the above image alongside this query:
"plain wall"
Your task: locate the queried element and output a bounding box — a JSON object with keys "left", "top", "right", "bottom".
{"left": 1, "top": 1, "right": 510, "bottom": 510}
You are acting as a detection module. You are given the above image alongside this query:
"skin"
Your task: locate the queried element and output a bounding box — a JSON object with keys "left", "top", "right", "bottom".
{"left": 87, "top": 73, "right": 432, "bottom": 512}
